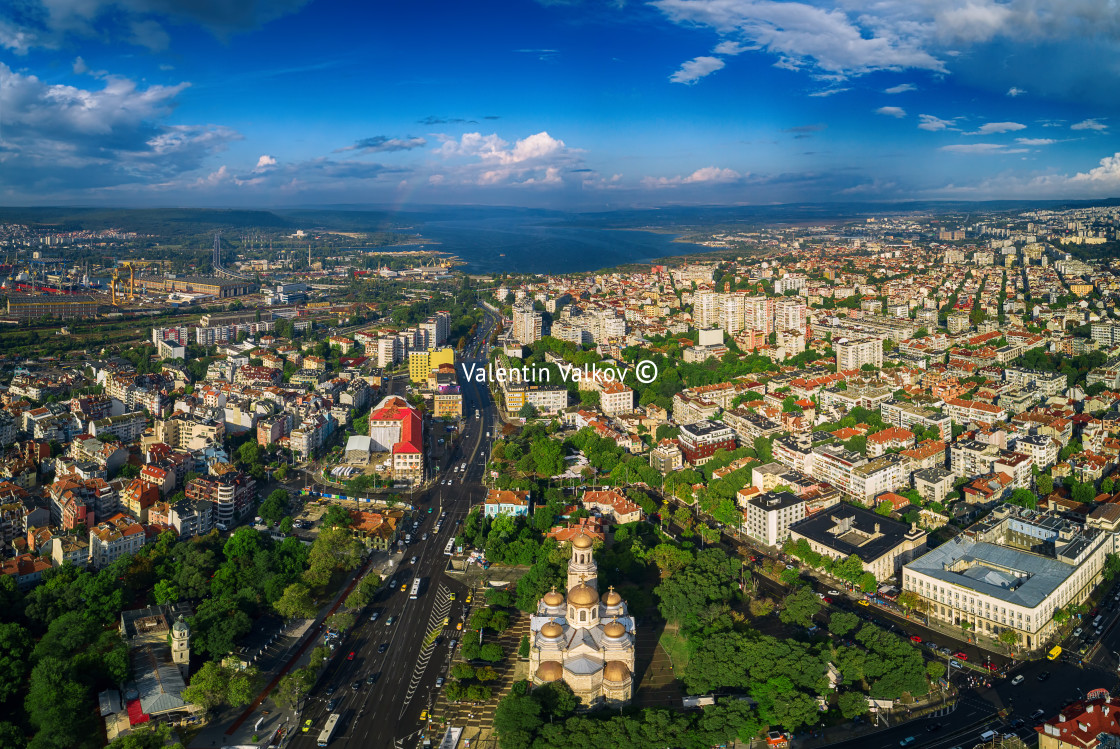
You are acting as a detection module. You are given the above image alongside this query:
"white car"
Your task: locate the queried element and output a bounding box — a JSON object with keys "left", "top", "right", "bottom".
{"left": 828, "top": 590, "right": 841, "bottom": 596}
{"left": 1074, "top": 627, "right": 1083, "bottom": 637}
{"left": 1011, "top": 675, "right": 1024, "bottom": 685}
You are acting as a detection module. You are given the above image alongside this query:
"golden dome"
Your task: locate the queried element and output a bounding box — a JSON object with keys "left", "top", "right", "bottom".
{"left": 542, "top": 588, "right": 564, "bottom": 606}
{"left": 602, "top": 620, "right": 626, "bottom": 638}
{"left": 536, "top": 661, "right": 563, "bottom": 682}
{"left": 540, "top": 621, "right": 563, "bottom": 638}
{"left": 603, "top": 661, "right": 631, "bottom": 682}
{"left": 602, "top": 586, "right": 622, "bottom": 606}
{"left": 567, "top": 582, "right": 599, "bottom": 607}
{"left": 572, "top": 533, "right": 594, "bottom": 549}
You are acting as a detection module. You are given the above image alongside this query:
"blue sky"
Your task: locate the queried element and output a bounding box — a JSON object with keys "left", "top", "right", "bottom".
{"left": 1, "top": 0, "right": 1119, "bottom": 208}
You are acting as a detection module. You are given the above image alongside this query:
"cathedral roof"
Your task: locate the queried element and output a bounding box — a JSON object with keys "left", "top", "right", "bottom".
{"left": 542, "top": 587, "right": 564, "bottom": 606}
{"left": 602, "top": 586, "right": 622, "bottom": 606}
{"left": 572, "top": 532, "right": 594, "bottom": 549}
{"left": 568, "top": 581, "right": 598, "bottom": 606}
{"left": 540, "top": 621, "right": 563, "bottom": 639}
{"left": 603, "top": 661, "right": 631, "bottom": 682}
{"left": 536, "top": 661, "right": 563, "bottom": 682}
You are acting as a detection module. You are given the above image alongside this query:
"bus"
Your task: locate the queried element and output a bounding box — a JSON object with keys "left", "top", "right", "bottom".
{"left": 409, "top": 577, "right": 422, "bottom": 599}
{"left": 317, "top": 713, "right": 340, "bottom": 747}
{"left": 444, "top": 539, "right": 454, "bottom": 555}
{"left": 1048, "top": 646, "right": 1062, "bottom": 661}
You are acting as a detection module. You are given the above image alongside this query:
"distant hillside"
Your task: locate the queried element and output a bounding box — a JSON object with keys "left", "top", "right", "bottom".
{"left": 0, "top": 207, "right": 295, "bottom": 234}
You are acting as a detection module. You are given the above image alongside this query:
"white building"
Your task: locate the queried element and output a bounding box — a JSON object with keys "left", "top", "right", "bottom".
{"left": 835, "top": 337, "right": 883, "bottom": 371}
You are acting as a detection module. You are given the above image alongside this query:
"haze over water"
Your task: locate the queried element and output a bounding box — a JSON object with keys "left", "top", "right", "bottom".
{"left": 411, "top": 216, "right": 710, "bottom": 274}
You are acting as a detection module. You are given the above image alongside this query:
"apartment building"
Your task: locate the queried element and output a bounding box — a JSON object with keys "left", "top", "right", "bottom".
{"left": 742, "top": 491, "right": 805, "bottom": 547}
{"left": 649, "top": 440, "right": 683, "bottom": 474}
{"left": 89, "top": 512, "right": 146, "bottom": 569}
{"left": 835, "top": 337, "right": 883, "bottom": 371}
{"left": 790, "top": 503, "right": 928, "bottom": 583}
{"left": 511, "top": 301, "right": 544, "bottom": 344}
{"left": 90, "top": 412, "right": 148, "bottom": 442}
{"left": 943, "top": 398, "right": 1008, "bottom": 426}
{"left": 881, "top": 400, "right": 951, "bottom": 441}
{"left": 677, "top": 421, "right": 737, "bottom": 466}
{"left": 185, "top": 472, "right": 256, "bottom": 531}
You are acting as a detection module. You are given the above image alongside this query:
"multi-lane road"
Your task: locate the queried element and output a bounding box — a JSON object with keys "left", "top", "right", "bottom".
{"left": 289, "top": 319, "right": 499, "bottom": 749}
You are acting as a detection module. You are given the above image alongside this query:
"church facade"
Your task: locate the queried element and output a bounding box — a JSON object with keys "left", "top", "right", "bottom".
{"left": 528, "top": 532, "right": 636, "bottom": 706}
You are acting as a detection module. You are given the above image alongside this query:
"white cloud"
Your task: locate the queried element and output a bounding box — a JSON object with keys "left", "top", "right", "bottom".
{"left": 713, "top": 40, "right": 750, "bottom": 55}
{"left": 1007, "top": 86, "right": 1026, "bottom": 96}
{"left": 1071, "top": 152, "right": 1120, "bottom": 183}
{"left": 1072, "top": 118, "right": 1108, "bottom": 131}
{"left": 336, "top": 136, "right": 427, "bottom": 154}
{"left": 669, "top": 55, "right": 725, "bottom": 84}
{"left": 255, "top": 154, "right": 277, "bottom": 170}
{"left": 0, "top": 19, "right": 38, "bottom": 54}
{"left": 1015, "top": 138, "right": 1055, "bottom": 146}
{"left": 642, "top": 166, "right": 742, "bottom": 188}
{"left": 918, "top": 114, "right": 957, "bottom": 131}
{"left": 432, "top": 130, "right": 584, "bottom": 187}
{"left": 940, "top": 143, "right": 1028, "bottom": 154}
{"left": 884, "top": 83, "right": 916, "bottom": 94}
{"left": 876, "top": 106, "right": 907, "bottom": 118}
{"left": 72, "top": 56, "right": 88, "bottom": 74}
{"left": 808, "top": 87, "right": 848, "bottom": 97}
{"left": 968, "top": 121, "right": 1027, "bottom": 134}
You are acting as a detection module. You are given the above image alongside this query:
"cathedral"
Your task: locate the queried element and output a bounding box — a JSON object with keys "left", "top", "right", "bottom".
{"left": 528, "top": 532, "right": 636, "bottom": 706}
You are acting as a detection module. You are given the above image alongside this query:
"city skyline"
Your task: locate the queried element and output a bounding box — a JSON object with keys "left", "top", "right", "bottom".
{"left": 1, "top": 0, "right": 1120, "bottom": 208}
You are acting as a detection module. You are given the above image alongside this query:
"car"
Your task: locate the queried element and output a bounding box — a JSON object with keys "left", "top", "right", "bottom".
{"left": 940, "top": 647, "right": 952, "bottom": 655}
{"left": 420, "top": 710, "right": 429, "bottom": 721}
{"left": 926, "top": 723, "right": 941, "bottom": 733}
{"left": 456, "top": 622, "right": 463, "bottom": 630}
{"left": 435, "top": 677, "right": 444, "bottom": 688}
{"left": 386, "top": 615, "right": 396, "bottom": 626}
{"left": 1074, "top": 627, "right": 1083, "bottom": 637}
{"left": 302, "top": 720, "right": 313, "bottom": 733}
{"left": 785, "top": 563, "right": 795, "bottom": 569}
{"left": 858, "top": 600, "right": 870, "bottom": 607}
{"left": 983, "top": 662, "right": 999, "bottom": 672}
{"left": 1038, "top": 671, "right": 1051, "bottom": 681}
{"left": 955, "top": 652, "right": 968, "bottom": 661}
{"left": 378, "top": 642, "right": 389, "bottom": 653}
{"left": 410, "top": 556, "right": 417, "bottom": 564}
{"left": 823, "top": 597, "right": 833, "bottom": 604}
{"left": 400, "top": 583, "right": 408, "bottom": 592}
{"left": 370, "top": 612, "right": 380, "bottom": 622}
{"left": 442, "top": 616, "right": 450, "bottom": 626}
{"left": 449, "top": 593, "right": 456, "bottom": 601}
{"left": 390, "top": 578, "right": 398, "bottom": 588}
{"left": 899, "top": 737, "right": 916, "bottom": 747}
{"left": 1011, "top": 675, "right": 1025, "bottom": 685}
{"left": 828, "top": 590, "right": 840, "bottom": 596}
{"left": 327, "top": 698, "right": 339, "bottom": 711}
{"left": 423, "top": 533, "right": 429, "bottom": 540}
{"left": 950, "top": 659, "right": 962, "bottom": 668}
{"left": 352, "top": 680, "right": 362, "bottom": 690}
{"left": 367, "top": 674, "right": 378, "bottom": 685}
{"left": 324, "top": 686, "right": 336, "bottom": 696}
{"left": 465, "top": 594, "right": 472, "bottom": 603}
{"left": 816, "top": 592, "right": 825, "bottom": 599}
{"left": 347, "top": 651, "right": 355, "bottom": 660}
{"left": 1031, "top": 709, "right": 1045, "bottom": 720}
{"left": 910, "top": 635, "right": 922, "bottom": 644}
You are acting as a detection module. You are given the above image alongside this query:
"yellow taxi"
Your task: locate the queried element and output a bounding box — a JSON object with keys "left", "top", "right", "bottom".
{"left": 420, "top": 710, "right": 429, "bottom": 721}
{"left": 442, "top": 616, "right": 450, "bottom": 626}
{"left": 301, "top": 720, "right": 313, "bottom": 733}
{"left": 858, "top": 599, "right": 870, "bottom": 607}
{"left": 465, "top": 594, "right": 472, "bottom": 604}
{"left": 449, "top": 593, "right": 456, "bottom": 601}
{"left": 401, "top": 583, "right": 408, "bottom": 592}
{"left": 456, "top": 622, "right": 463, "bottom": 631}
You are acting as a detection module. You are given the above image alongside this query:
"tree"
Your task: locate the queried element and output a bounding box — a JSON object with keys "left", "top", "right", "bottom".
{"left": 518, "top": 634, "right": 530, "bottom": 659}
{"left": 897, "top": 590, "right": 922, "bottom": 615}
{"left": 1037, "top": 473, "right": 1054, "bottom": 496}
{"left": 275, "top": 582, "right": 317, "bottom": 620}
{"left": 1007, "top": 488, "right": 1038, "bottom": 510}
{"left": 493, "top": 692, "right": 542, "bottom": 743}
{"left": 182, "top": 661, "right": 232, "bottom": 712}
{"left": 838, "top": 692, "right": 869, "bottom": 719}
{"left": 858, "top": 572, "right": 877, "bottom": 594}
{"left": 518, "top": 403, "right": 539, "bottom": 420}
{"left": 321, "top": 505, "right": 352, "bottom": 528}
{"left": 926, "top": 660, "right": 945, "bottom": 681}
{"left": 998, "top": 628, "right": 1020, "bottom": 654}
{"left": 273, "top": 668, "right": 315, "bottom": 711}
{"left": 0, "top": 622, "right": 31, "bottom": 703}
{"left": 1106, "top": 554, "right": 1120, "bottom": 581}
{"left": 779, "top": 587, "right": 823, "bottom": 628}
{"left": 451, "top": 663, "right": 476, "bottom": 680}
{"left": 326, "top": 611, "right": 356, "bottom": 632}
{"left": 655, "top": 548, "right": 739, "bottom": 631}
{"left": 479, "top": 643, "right": 503, "bottom": 662}
{"left": 259, "top": 489, "right": 290, "bottom": 524}
{"left": 828, "top": 611, "right": 860, "bottom": 638}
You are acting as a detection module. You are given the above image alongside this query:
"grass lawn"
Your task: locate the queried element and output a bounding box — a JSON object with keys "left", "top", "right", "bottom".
{"left": 658, "top": 625, "right": 690, "bottom": 672}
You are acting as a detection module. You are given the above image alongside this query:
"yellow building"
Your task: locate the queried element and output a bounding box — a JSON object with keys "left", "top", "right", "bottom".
{"left": 1069, "top": 283, "right": 1094, "bottom": 297}
{"left": 408, "top": 347, "right": 455, "bottom": 384}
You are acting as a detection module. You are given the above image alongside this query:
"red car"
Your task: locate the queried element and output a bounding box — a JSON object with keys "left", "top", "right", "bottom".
{"left": 347, "top": 651, "right": 355, "bottom": 660}
{"left": 910, "top": 635, "right": 922, "bottom": 644}
{"left": 984, "top": 662, "right": 999, "bottom": 672}
{"left": 955, "top": 652, "right": 968, "bottom": 661}
{"left": 823, "top": 597, "right": 833, "bottom": 604}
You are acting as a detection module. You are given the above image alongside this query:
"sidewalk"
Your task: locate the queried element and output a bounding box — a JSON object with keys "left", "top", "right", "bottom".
{"left": 791, "top": 689, "right": 957, "bottom": 749}
{"left": 187, "top": 550, "right": 399, "bottom": 749}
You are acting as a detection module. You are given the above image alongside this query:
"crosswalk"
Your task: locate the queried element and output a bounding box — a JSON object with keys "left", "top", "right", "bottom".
{"left": 399, "top": 584, "right": 454, "bottom": 716}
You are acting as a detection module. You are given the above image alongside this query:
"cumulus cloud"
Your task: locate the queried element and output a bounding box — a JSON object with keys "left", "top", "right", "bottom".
{"left": 940, "top": 143, "right": 1028, "bottom": 154}
{"left": 967, "top": 121, "right": 1027, "bottom": 134}
{"left": 1007, "top": 86, "right": 1026, "bottom": 96}
{"left": 432, "top": 130, "right": 585, "bottom": 187}
{"left": 335, "top": 135, "right": 427, "bottom": 154}
{"left": 642, "top": 166, "right": 742, "bottom": 188}
{"left": 1072, "top": 118, "right": 1108, "bottom": 131}
{"left": 669, "top": 55, "right": 725, "bottom": 84}
{"left": 255, "top": 155, "right": 277, "bottom": 170}
{"left": 713, "top": 40, "right": 750, "bottom": 55}
{"left": 876, "top": 106, "right": 907, "bottom": 118}
{"left": 1071, "top": 152, "right": 1120, "bottom": 183}
{"left": 0, "top": 62, "right": 239, "bottom": 192}
{"left": 884, "top": 83, "right": 916, "bottom": 94}
{"left": 918, "top": 114, "right": 957, "bottom": 131}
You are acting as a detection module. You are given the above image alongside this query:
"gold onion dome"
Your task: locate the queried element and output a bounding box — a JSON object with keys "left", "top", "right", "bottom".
{"left": 603, "top": 620, "right": 626, "bottom": 638}
{"left": 542, "top": 588, "right": 564, "bottom": 606}
{"left": 536, "top": 661, "right": 563, "bottom": 682}
{"left": 602, "top": 586, "right": 622, "bottom": 606}
{"left": 572, "top": 533, "right": 594, "bottom": 549}
{"left": 540, "top": 621, "right": 563, "bottom": 638}
{"left": 603, "top": 661, "right": 631, "bottom": 682}
{"left": 567, "top": 582, "right": 598, "bottom": 606}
